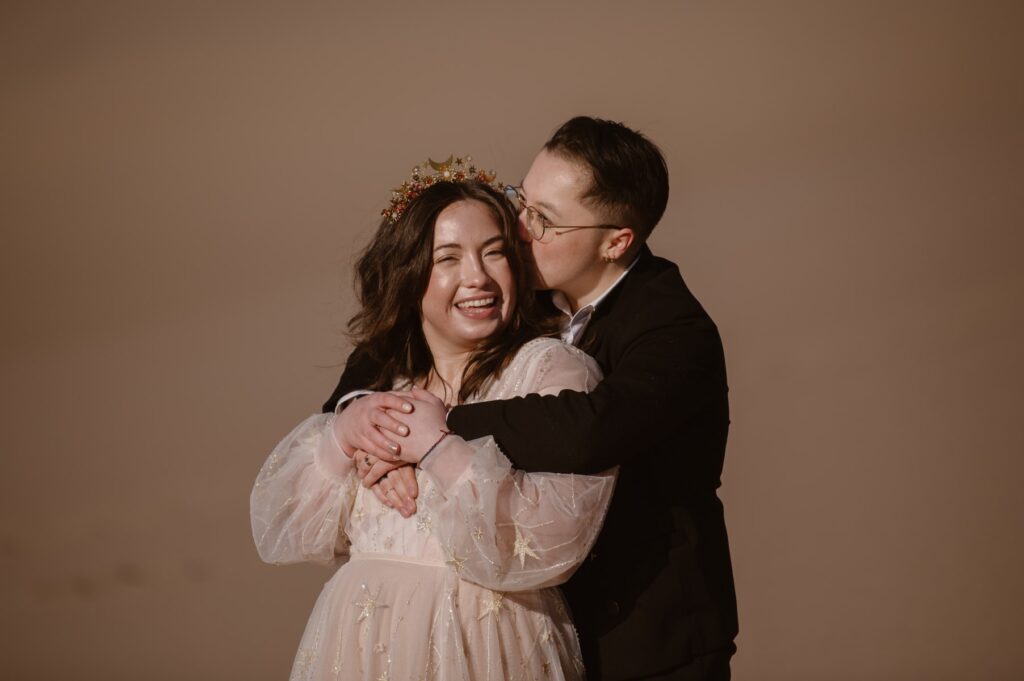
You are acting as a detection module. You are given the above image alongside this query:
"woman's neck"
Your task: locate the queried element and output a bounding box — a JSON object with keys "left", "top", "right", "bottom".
{"left": 422, "top": 346, "right": 473, "bottom": 406}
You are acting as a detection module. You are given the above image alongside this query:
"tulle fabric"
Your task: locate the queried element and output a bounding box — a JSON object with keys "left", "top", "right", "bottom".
{"left": 424, "top": 436, "right": 615, "bottom": 593}
{"left": 250, "top": 338, "right": 612, "bottom": 680}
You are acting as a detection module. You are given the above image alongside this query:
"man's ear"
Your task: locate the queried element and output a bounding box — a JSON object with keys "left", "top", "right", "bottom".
{"left": 603, "top": 227, "right": 636, "bottom": 262}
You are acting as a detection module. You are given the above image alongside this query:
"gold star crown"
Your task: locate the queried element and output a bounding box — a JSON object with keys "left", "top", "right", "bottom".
{"left": 382, "top": 155, "right": 502, "bottom": 223}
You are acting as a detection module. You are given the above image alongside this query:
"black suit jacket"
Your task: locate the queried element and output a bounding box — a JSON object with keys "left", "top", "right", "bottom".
{"left": 323, "top": 246, "right": 738, "bottom": 680}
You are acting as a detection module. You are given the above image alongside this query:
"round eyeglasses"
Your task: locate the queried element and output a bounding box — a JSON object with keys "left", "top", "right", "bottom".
{"left": 504, "top": 185, "right": 622, "bottom": 242}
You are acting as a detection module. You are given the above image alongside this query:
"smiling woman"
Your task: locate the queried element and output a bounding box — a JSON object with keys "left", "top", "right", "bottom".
{"left": 346, "top": 173, "right": 558, "bottom": 404}
{"left": 249, "top": 157, "right": 616, "bottom": 680}
{"left": 420, "top": 200, "right": 517, "bottom": 401}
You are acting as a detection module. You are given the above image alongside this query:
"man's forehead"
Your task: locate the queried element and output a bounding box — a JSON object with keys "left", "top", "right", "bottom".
{"left": 523, "top": 151, "right": 591, "bottom": 207}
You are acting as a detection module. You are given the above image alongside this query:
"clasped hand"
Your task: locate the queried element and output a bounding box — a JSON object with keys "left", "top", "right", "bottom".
{"left": 331, "top": 388, "right": 448, "bottom": 518}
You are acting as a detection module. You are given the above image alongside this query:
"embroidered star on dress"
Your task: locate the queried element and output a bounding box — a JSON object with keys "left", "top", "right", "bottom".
{"left": 513, "top": 524, "right": 540, "bottom": 567}
{"left": 445, "top": 546, "right": 467, "bottom": 573}
{"left": 355, "top": 583, "right": 387, "bottom": 622}
{"left": 477, "top": 591, "right": 506, "bottom": 620}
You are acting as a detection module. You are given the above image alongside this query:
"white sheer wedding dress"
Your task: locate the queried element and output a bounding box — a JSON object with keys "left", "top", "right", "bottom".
{"left": 250, "top": 338, "right": 615, "bottom": 681}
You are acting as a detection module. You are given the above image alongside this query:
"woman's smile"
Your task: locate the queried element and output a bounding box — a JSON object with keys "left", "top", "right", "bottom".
{"left": 420, "top": 199, "right": 515, "bottom": 355}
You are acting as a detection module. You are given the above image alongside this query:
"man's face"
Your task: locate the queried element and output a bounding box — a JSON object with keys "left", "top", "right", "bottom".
{"left": 518, "top": 149, "right": 610, "bottom": 299}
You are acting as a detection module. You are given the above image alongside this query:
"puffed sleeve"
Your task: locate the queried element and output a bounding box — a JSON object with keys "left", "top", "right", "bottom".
{"left": 418, "top": 339, "right": 616, "bottom": 591}
{"left": 420, "top": 435, "right": 615, "bottom": 591}
{"left": 249, "top": 413, "right": 359, "bottom": 566}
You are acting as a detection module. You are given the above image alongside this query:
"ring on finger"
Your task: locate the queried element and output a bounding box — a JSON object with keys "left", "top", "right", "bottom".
{"left": 363, "top": 454, "right": 372, "bottom": 468}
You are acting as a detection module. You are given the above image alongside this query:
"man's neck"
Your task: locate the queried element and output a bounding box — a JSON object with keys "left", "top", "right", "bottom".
{"left": 563, "top": 260, "right": 633, "bottom": 313}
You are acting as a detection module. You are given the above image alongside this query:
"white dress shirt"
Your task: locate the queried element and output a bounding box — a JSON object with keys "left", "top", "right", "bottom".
{"left": 551, "top": 256, "right": 639, "bottom": 346}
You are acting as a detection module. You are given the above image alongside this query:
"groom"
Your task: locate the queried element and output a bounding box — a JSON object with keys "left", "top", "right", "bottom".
{"left": 325, "top": 117, "right": 738, "bottom": 680}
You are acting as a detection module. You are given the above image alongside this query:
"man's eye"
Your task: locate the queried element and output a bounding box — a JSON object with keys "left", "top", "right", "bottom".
{"left": 485, "top": 249, "right": 506, "bottom": 258}
{"left": 435, "top": 256, "right": 457, "bottom": 264}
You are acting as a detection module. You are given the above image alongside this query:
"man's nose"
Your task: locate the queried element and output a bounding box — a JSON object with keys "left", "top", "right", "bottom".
{"left": 516, "top": 212, "right": 533, "bottom": 243}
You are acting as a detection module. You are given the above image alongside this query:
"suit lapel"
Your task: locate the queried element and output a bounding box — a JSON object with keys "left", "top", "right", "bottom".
{"left": 575, "top": 246, "right": 656, "bottom": 366}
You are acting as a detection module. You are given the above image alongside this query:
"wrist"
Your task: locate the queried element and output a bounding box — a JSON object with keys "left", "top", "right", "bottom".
{"left": 416, "top": 435, "right": 474, "bottom": 492}
{"left": 317, "top": 416, "right": 356, "bottom": 479}
{"left": 331, "top": 415, "right": 357, "bottom": 457}
{"left": 416, "top": 428, "right": 452, "bottom": 466}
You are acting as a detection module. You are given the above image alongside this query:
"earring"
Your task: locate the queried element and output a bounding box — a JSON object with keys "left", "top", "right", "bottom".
{"left": 601, "top": 254, "right": 614, "bottom": 263}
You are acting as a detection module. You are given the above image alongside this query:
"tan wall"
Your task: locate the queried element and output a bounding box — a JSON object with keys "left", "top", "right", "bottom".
{"left": 2, "top": 2, "right": 1021, "bottom": 679}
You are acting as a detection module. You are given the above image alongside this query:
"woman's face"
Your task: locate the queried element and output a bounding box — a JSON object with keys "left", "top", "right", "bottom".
{"left": 420, "top": 199, "right": 516, "bottom": 355}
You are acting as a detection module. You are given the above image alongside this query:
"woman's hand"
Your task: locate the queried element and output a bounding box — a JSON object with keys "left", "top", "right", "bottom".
{"left": 355, "top": 451, "right": 419, "bottom": 517}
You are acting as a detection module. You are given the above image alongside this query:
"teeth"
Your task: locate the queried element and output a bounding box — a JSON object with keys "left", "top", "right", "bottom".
{"left": 456, "top": 297, "right": 495, "bottom": 309}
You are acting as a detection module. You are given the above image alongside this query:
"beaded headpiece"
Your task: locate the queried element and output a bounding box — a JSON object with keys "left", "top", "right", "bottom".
{"left": 382, "top": 155, "right": 502, "bottom": 223}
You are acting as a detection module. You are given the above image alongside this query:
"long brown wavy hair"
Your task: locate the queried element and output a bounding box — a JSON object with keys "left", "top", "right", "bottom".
{"left": 347, "top": 180, "right": 558, "bottom": 403}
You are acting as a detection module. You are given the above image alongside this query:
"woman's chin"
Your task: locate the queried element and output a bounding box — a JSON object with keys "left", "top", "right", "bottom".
{"left": 449, "top": 318, "right": 509, "bottom": 346}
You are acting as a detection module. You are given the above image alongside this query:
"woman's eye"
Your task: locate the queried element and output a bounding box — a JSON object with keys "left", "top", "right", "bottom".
{"left": 485, "top": 249, "right": 506, "bottom": 258}
{"left": 435, "top": 256, "right": 457, "bottom": 264}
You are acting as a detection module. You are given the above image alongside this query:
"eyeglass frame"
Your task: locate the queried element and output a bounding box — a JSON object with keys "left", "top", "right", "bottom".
{"left": 504, "top": 185, "right": 624, "bottom": 242}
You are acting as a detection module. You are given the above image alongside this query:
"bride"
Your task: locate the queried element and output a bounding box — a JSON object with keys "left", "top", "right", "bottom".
{"left": 250, "top": 157, "right": 615, "bottom": 681}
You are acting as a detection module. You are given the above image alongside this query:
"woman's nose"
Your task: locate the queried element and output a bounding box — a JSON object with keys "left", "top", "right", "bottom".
{"left": 461, "top": 256, "right": 492, "bottom": 286}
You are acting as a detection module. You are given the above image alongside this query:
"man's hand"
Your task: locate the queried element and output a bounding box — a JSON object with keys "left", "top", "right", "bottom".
{"left": 333, "top": 392, "right": 413, "bottom": 461}
{"left": 389, "top": 388, "right": 450, "bottom": 464}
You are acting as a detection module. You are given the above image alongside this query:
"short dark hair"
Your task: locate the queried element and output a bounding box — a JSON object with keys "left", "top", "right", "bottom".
{"left": 544, "top": 116, "right": 669, "bottom": 239}
{"left": 347, "top": 180, "right": 558, "bottom": 403}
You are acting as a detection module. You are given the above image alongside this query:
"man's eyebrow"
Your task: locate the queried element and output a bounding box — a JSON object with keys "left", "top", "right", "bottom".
{"left": 434, "top": 243, "right": 462, "bottom": 251}
{"left": 519, "top": 182, "right": 559, "bottom": 216}
{"left": 535, "top": 200, "right": 559, "bottom": 217}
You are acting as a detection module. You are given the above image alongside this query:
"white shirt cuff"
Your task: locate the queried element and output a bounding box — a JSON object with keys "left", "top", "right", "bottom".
{"left": 334, "top": 390, "right": 373, "bottom": 413}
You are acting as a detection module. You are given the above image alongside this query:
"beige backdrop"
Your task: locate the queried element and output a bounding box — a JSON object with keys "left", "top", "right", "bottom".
{"left": 2, "top": 2, "right": 1022, "bottom": 680}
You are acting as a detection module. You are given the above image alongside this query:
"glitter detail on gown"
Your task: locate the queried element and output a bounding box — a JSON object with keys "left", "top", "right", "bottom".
{"left": 251, "top": 338, "right": 614, "bottom": 680}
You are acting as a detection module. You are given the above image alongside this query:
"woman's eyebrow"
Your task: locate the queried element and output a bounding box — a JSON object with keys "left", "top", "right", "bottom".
{"left": 435, "top": 236, "right": 506, "bottom": 252}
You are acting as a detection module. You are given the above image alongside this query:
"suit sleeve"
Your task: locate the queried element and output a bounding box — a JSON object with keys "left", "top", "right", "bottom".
{"left": 320, "top": 349, "right": 382, "bottom": 413}
{"left": 446, "top": 320, "right": 727, "bottom": 474}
